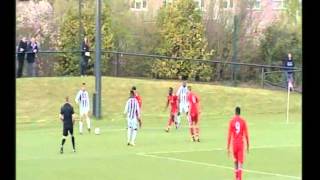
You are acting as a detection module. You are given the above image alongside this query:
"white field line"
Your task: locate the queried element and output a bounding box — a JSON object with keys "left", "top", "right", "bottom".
{"left": 136, "top": 145, "right": 301, "bottom": 180}
{"left": 136, "top": 145, "right": 301, "bottom": 155}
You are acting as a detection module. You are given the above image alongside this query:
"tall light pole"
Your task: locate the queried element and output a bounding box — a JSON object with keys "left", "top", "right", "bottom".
{"left": 79, "top": 0, "right": 83, "bottom": 61}
{"left": 94, "top": 0, "right": 102, "bottom": 119}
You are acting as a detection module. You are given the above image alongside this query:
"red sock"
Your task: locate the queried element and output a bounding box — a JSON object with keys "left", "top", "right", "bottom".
{"left": 195, "top": 127, "right": 199, "bottom": 137}
{"left": 189, "top": 127, "right": 194, "bottom": 136}
{"left": 167, "top": 117, "right": 173, "bottom": 126}
{"left": 234, "top": 169, "right": 238, "bottom": 180}
{"left": 238, "top": 169, "right": 242, "bottom": 180}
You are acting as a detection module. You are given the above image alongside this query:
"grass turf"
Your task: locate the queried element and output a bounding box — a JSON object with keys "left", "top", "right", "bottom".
{"left": 16, "top": 76, "right": 301, "bottom": 180}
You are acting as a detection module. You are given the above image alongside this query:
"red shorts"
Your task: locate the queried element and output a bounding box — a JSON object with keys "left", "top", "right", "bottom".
{"left": 233, "top": 144, "right": 244, "bottom": 163}
{"left": 171, "top": 108, "right": 178, "bottom": 114}
{"left": 189, "top": 113, "right": 199, "bottom": 123}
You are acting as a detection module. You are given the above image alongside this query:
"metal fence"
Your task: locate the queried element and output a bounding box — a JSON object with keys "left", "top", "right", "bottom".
{"left": 15, "top": 50, "right": 302, "bottom": 92}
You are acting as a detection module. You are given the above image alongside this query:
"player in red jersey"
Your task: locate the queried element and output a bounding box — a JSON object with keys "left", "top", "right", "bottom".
{"left": 187, "top": 86, "right": 200, "bottom": 142}
{"left": 164, "top": 87, "right": 179, "bottom": 132}
{"left": 132, "top": 86, "right": 142, "bottom": 127}
{"left": 227, "top": 107, "right": 250, "bottom": 180}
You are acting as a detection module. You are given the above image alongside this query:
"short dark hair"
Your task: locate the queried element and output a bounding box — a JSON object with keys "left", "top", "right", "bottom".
{"left": 132, "top": 86, "right": 136, "bottom": 91}
{"left": 130, "top": 90, "right": 135, "bottom": 96}
{"left": 169, "top": 87, "right": 173, "bottom": 91}
{"left": 82, "top": 82, "right": 86, "bottom": 85}
{"left": 235, "top": 106, "right": 241, "bottom": 115}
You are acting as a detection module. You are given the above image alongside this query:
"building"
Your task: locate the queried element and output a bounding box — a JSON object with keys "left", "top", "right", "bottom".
{"left": 129, "top": 0, "right": 301, "bottom": 33}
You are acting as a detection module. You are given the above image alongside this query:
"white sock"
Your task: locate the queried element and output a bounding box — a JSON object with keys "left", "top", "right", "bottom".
{"left": 187, "top": 115, "right": 191, "bottom": 126}
{"left": 79, "top": 121, "right": 83, "bottom": 133}
{"left": 131, "top": 129, "right": 137, "bottom": 144}
{"left": 86, "top": 116, "right": 91, "bottom": 129}
{"left": 127, "top": 128, "right": 132, "bottom": 143}
{"left": 177, "top": 115, "right": 181, "bottom": 125}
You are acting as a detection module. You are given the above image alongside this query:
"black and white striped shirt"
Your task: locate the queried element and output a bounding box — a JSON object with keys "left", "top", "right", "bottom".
{"left": 124, "top": 97, "right": 140, "bottom": 119}
{"left": 75, "top": 90, "right": 90, "bottom": 110}
{"left": 176, "top": 86, "right": 189, "bottom": 105}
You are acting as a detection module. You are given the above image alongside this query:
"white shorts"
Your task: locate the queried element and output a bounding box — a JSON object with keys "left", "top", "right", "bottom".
{"left": 179, "top": 103, "right": 189, "bottom": 113}
{"left": 127, "top": 118, "right": 139, "bottom": 130}
{"left": 80, "top": 107, "right": 89, "bottom": 116}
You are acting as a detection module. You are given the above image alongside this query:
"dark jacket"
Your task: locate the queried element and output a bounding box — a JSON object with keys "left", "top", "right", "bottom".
{"left": 26, "top": 42, "right": 38, "bottom": 63}
{"left": 81, "top": 41, "right": 90, "bottom": 57}
{"left": 17, "top": 40, "right": 28, "bottom": 60}
{"left": 283, "top": 57, "right": 295, "bottom": 73}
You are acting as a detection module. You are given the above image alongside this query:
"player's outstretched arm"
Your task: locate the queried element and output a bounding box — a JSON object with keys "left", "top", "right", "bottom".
{"left": 164, "top": 99, "right": 169, "bottom": 112}
{"left": 244, "top": 121, "right": 250, "bottom": 153}
{"left": 124, "top": 100, "right": 129, "bottom": 115}
{"left": 75, "top": 91, "right": 80, "bottom": 105}
{"left": 136, "top": 100, "right": 142, "bottom": 128}
{"left": 227, "top": 121, "right": 232, "bottom": 158}
{"left": 72, "top": 114, "right": 76, "bottom": 125}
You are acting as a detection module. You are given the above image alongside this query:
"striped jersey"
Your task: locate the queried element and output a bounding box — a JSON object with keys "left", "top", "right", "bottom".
{"left": 124, "top": 97, "right": 140, "bottom": 119}
{"left": 176, "top": 86, "right": 189, "bottom": 105}
{"left": 75, "top": 90, "right": 90, "bottom": 110}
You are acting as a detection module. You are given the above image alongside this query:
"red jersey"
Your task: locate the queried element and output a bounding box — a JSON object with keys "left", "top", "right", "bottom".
{"left": 168, "top": 95, "right": 178, "bottom": 113}
{"left": 134, "top": 93, "right": 142, "bottom": 109}
{"left": 227, "top": 115, "right": 249, "bottom": 149}
{"left": 187, "top": 92, "right": 199, "bottom": 115}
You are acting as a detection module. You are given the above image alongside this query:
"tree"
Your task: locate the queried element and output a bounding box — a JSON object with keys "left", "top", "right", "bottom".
{"left": 16, "top": 0, "right": 57, "bottom": 49}
{"left": 153, "top": 0, "right": 214, "bottom": 81}
{"left": 54, "top": 1, "right": 113, "bottom": 76}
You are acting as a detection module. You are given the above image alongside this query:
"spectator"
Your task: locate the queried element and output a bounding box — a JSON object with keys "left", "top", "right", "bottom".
{"left": 26, "top": 37, "right": 38, "bottom": 77}
{"left": 81, "top": 36, "right": 90, "bottom": 77}
{"left": 283, "top": 53, "right": 295, "bottom": 88}
{"left": 16, "top": 37, "right": 28, "bottom": 78}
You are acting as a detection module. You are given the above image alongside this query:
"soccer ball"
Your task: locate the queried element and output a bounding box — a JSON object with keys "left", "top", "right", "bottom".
{"left": 94, "top": 128, "right": 100, "bottom": 135}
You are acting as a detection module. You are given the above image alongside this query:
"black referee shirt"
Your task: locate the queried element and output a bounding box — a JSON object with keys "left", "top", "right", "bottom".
{"left": 60, "top": 103, "right": 74, "bottom": 127}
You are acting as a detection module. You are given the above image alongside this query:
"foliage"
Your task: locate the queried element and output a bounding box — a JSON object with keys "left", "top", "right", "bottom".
{"left": 152, "top": 0, "right": 214, "bottom": 81}
{"left": 16, "top": 0, "right": 57, "bottom": 49}
{"left": 54, "top": 1, "right": 113, "bottom": 76}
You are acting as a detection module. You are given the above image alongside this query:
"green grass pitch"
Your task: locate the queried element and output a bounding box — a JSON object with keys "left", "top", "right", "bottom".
{"left": 16, "top": 77, "right": 301, "bottom": 180}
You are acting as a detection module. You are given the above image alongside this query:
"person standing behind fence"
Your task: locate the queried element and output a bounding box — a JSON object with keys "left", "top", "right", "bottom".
{"left": 26, "top": 37, "right": 38, "bottom": 77}
{"left": 283, "top": 53, "right": 295, "bottom": 88}
{"left": 81, "top": 36, "right": 90, "bottom": 77}
{"left": 17, "top": 37, "right": 28, "bottom": 78}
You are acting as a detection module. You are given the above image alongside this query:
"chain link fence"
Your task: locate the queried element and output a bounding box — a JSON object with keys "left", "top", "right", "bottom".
{"left": 15, "top": 50, "right": 302, "bottom": 92}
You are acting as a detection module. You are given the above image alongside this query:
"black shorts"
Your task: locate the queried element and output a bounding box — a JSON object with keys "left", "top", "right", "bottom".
{"left": 63, "top": 126, "right": 73, "bottom": 136}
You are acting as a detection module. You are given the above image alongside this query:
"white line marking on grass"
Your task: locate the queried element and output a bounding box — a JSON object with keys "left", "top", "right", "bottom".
{"left": 138, "top": 145, "right": 301, "bottom": 154}
{"left": 136, "top": 150, "right": 301, "bottom": 179}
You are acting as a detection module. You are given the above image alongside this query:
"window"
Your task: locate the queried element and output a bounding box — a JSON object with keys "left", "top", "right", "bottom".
{"left": 163, "top": 0, "right": 173, "bottom": 6}
{"left": 253, "top": 0, "right": 261, "bottom": 9}
{"left": 131, "top": 0, "right": 147, "bottom": 10}
{"left": 247, "top": 0, "right": 261, "bottom": 10}
{"left": 273, "top": 0, "right": 286, "bottom": 10}
{"left": 223, "top": 0, "right": 233, "bottom": 9}
{"left": 194, "top": 0, "right": 205, "bottom": 10}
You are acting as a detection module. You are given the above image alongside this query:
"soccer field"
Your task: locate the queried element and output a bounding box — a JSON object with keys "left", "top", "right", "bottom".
{"left": 16, "top": 77, "right": 302, "bottom": 180}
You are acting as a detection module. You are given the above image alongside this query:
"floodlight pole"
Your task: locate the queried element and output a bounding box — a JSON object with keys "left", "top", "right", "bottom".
{"left": 94, "top": 0, "right": 102, "bottom": 119}
{"left": 231, "top": 15, "right": 239, "bottom": 85}
{"left": 286, "top": 82, "right": 290, "bottom": 124}
{"left": 79, "top": 0, "right": 83, "bottom": 68}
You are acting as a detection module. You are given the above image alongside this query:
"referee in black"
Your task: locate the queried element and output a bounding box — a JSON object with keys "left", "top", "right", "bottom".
{"left": 59, "top": 96, "right": 76, "bottom": 154}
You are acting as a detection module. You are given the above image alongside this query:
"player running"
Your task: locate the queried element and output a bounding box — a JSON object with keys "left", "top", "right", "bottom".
{"left": 124, "top": 90, "right": 142, "bottom": 146}
{"left": 227, "top": 107, "right": 250, "bottom": 180}
{"left": 187, "top": 86, "right": 200, "bottom": 142}
{"left": 176, "top": 81, "right": 189, "bottom": 128}
{"left": 75, "top": 82, "right": 91, "bottom": 134}
{"left": 164, "top": 87, "right": 179, "bottom": 132}
{"left": 59, "top": 96, "right": 76, "bottom": 154}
